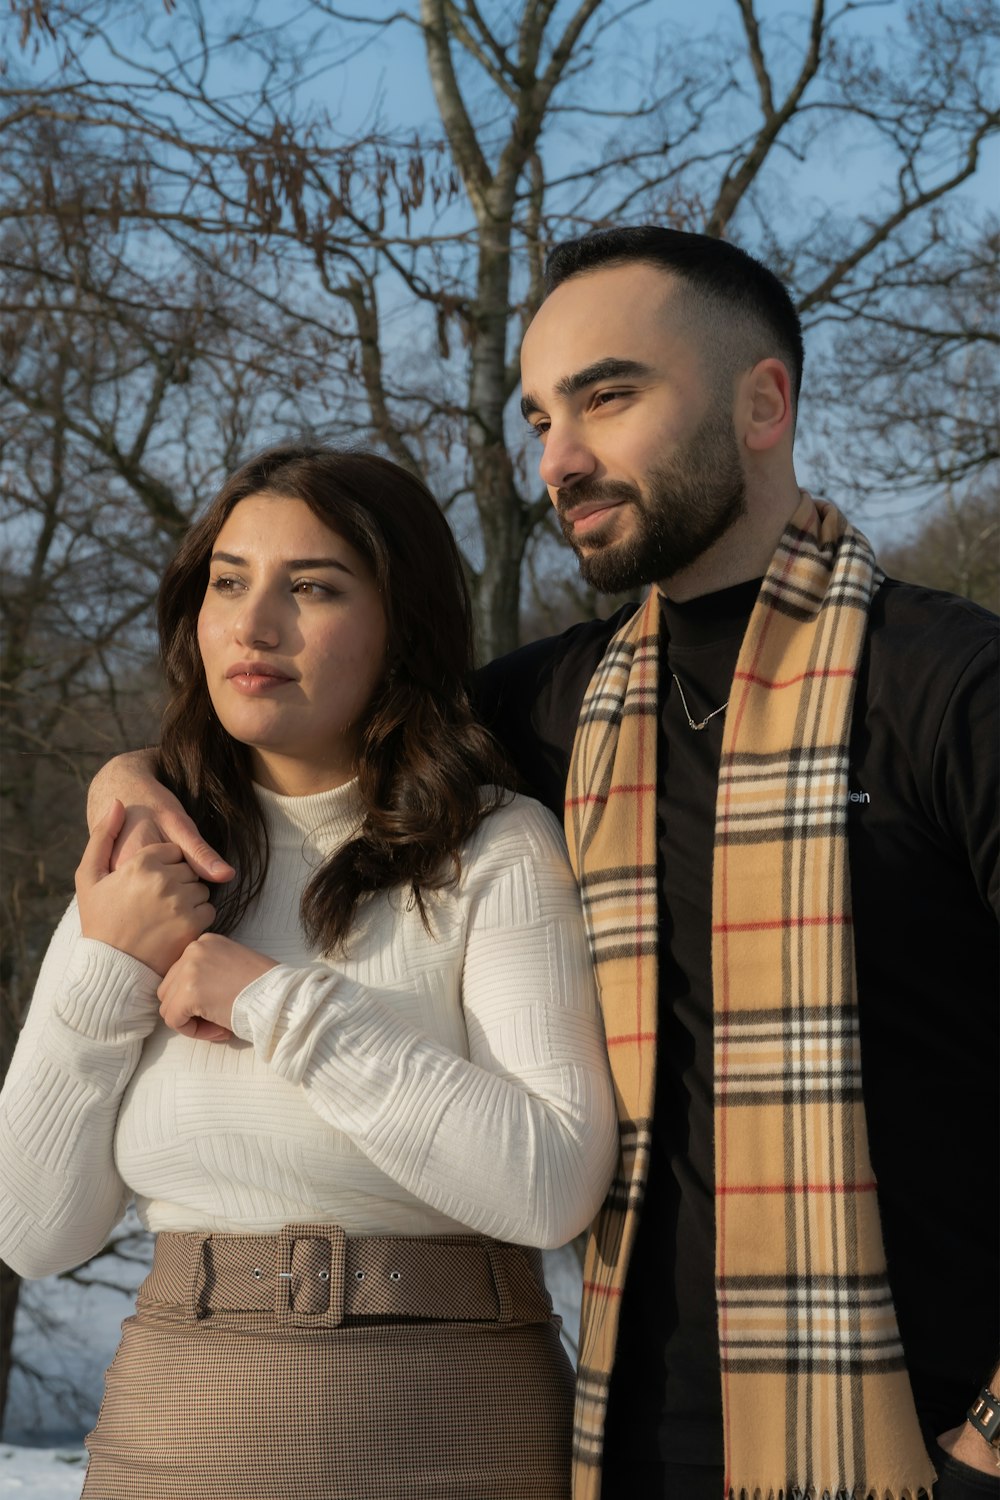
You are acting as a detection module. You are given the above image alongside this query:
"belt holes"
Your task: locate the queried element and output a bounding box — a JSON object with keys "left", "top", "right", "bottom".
{"left": 389, "top": 1270, "right": 402, "bottom": 1282}
{"left": 318, "top": 1270, "right": 330, "bottom": 1281}
{"left": 355, "top": 1270, "right": 366, "bottom": 1281}
{"left": 252, "top": 1268, "right": 263, "bottom": 1280}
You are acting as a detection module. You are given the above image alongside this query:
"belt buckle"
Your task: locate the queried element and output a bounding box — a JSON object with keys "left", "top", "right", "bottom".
{"left": 274, "top": 1224, "right": 346, "bottom": 1328}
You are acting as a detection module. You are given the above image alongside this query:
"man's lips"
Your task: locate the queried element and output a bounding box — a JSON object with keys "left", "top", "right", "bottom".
{"left": 561, "top": 497, "right": 628, "bottom": 535}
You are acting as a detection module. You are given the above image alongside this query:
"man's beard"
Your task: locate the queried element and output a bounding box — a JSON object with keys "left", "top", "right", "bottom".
{"left": 556, "top": 404, "right": 747, "bottom": 593}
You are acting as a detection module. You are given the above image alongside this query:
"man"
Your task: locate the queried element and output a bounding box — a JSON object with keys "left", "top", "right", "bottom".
{"left": 89, "top": 227, "right": 997, "bottom": 1499}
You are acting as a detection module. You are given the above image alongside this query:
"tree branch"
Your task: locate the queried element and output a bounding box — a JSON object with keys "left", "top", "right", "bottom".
{"left": 705, "top": 0, "right": 826, "bottom": 237}
{"left": 420, "top": 0, "right": 493, "bottom": 219}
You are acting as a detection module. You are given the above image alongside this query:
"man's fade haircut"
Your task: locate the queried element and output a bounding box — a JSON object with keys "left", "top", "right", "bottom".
{"left": 543, "top": 225, "right": 805, "bottom": 407}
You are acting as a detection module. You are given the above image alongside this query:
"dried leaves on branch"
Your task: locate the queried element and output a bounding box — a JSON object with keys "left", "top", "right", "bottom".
{"left": 5, "top": 0, "right": 996, "bottom": 660}
{"left": 1, "top": 0, "right": 996, "bottom": 1433}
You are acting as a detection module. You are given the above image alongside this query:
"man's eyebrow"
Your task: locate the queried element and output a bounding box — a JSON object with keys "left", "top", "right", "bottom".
{"left": 519, "top": 358, "right": 655, "bottom": 422}
{"left": 209, "top": 551, "right": 355, "bottom": 576}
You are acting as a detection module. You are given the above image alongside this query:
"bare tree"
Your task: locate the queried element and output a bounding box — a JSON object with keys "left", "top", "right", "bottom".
{"left": 877, "top": 485, "right": 1000, "bottom": 611}
{"left": 803, "top": 211, "right": 998, "bottom": 609}
{"left": 807, "top": 216, "right": 999, "bottom": 503}
{"left": 2, "top": 0, "right": 998, "bottom": 1434}
{"left": 0, "top": 112, "right": 358, "bottom": 1409}
{"left": 7, "top": 0, "right": 996, "bottom": 657}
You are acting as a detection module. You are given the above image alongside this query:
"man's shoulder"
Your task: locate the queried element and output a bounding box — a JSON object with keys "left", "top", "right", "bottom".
{"left": 471, "top": 602, "right": 642, "bottom": 812}
{"left": 475, "top": 601, "right": 642, "bottom": 715}
{"left": 860, "top": 576, "right": 998, "bottom": 755}
{"left": 867, "top": 576, "right": 998, "bottom": 670}
{"left": 872, "top": 574, "right": 998, "bottom": 632}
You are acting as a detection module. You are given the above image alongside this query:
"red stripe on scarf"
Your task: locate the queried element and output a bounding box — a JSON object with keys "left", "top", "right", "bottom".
{"left": 732, "top": 666, "right": 857, "bottom": 690}
{"left": 711, "top": 915, "right": 852, "bottom": 933}
{"left": 564, "top": 783, "right": 656, "bottom": 808}
{"left": 716, "top": 527, "right": 799, "bottom": 1493}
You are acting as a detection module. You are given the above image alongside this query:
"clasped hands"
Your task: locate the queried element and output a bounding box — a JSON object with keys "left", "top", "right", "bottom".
{"left": 76, "top": 801, "right": 275, "bottom": 1042}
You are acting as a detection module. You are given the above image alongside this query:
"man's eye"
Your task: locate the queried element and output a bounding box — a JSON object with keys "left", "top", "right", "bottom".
{"left": 593, "top": 389, "right": 626, "bottom": 406}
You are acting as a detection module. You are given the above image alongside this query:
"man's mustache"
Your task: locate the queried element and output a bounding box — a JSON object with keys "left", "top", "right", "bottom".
{"left": 554, "top": 479, "right": 641, "bottom": 519}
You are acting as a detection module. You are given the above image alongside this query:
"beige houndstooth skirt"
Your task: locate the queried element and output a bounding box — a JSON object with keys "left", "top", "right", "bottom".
{"left": 83, "top": 1224, "right": 574, "bottom": 1500}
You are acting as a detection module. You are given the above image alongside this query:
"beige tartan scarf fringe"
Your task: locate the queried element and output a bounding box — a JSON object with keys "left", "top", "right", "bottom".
{"left": 565, "top": 497, "right": 936, "bottom": 1500}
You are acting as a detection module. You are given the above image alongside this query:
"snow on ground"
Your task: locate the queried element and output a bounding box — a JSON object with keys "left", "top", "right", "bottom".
{"left": 4, "top": 1213, "right": 151, "bottom": 1449}
{"left": 0, "top": 1445, "right": 87, "bottom": 1497}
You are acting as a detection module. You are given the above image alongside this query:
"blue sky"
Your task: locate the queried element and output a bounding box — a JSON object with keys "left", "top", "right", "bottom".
{"left": 14, "top": 0, "right": 997, "bottom": 544}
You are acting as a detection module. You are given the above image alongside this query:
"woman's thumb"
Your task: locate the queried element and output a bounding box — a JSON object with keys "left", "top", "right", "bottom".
{"left": 76, "top": 799, "right": 127, "bottom": 885}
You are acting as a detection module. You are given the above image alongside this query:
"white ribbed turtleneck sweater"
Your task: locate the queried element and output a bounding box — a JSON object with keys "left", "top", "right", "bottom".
{"left": 0, "top": 785, "right": 618, "bottom": 1278}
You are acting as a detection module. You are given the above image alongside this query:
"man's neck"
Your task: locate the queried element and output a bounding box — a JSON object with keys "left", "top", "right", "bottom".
{"left": 659, "top": 483, "right": 803, "bottom": 603}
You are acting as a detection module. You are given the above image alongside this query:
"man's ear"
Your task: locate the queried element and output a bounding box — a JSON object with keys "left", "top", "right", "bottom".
{"left": 740, "top": 358, "right": 794, "bottom": 452}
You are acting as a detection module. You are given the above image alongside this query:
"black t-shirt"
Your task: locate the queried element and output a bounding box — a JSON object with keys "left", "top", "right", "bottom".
{"left": 473, "top": 576, "right": 999, "bottom": 1465}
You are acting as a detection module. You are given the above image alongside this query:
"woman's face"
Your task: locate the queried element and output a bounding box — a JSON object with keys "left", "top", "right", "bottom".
{"left": 197, "top": 493, "right": 388, "bottom": 795}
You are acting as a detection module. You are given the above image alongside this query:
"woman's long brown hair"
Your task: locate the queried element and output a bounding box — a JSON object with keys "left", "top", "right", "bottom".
{"left": 156, "top": 444, "right": 511, "bottom": 952}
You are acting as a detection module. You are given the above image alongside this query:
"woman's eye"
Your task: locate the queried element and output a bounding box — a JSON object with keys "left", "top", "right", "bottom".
{"left": 292, "top": 579, "right": 338, "bottom": 597}
{"left": 208, "top": 576, "right": 244, "bottom": 594}
{"left": 529, "top": 421, "right": 550, "bottom": 441}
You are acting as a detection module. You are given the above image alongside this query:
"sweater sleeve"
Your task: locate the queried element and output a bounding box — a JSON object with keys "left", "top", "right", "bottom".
{"left": 0, "top": 902, "right": 163, "bottom": 1277}
{"left": 230, "top": 798, "right": 619, "bottom": 1249}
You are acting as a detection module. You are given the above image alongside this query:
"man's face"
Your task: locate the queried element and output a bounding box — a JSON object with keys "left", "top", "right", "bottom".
{"left": 519, "top": 262, "right": 746, "bottom": 592}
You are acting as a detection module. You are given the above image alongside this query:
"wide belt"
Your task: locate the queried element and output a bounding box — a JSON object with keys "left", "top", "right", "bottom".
{"left": 140, "top": 1223, "right": 554, "bottom": 1328}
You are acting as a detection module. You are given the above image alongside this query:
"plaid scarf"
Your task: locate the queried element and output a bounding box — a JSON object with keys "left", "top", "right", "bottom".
{"left": 565, "top": 497, "right": 936, "bottom": 1500}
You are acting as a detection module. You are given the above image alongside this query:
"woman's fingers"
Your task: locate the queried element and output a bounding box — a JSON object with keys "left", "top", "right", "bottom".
{"left": 108, "top": 809, "right": 172, "bottom": 870}
{"left": 75, "top": 800, "right": 127, "bottom": 890}
{"left": 88, "top": 751, "right": 233, "bottom": 882}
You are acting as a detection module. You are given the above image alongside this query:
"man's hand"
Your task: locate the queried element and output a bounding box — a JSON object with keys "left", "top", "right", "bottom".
{"left": 937, "top": 1419, "right": 1000, "bottom": 1476}
{"left": 76, "top": 801, "right": 216, "bottom": 975}
{"left": 87, "top": 749, "right": 234, "bottom": 882}
{"left": 158, "top": 934, "right": 277, "bottom": 1042}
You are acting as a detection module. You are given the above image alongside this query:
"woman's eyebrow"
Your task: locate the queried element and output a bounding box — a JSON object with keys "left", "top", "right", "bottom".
{"left": 209, "top": 551, "right": 355, "bottom": 575}
{"left": 285, "top": 557, "right": 355, "bottom": 574}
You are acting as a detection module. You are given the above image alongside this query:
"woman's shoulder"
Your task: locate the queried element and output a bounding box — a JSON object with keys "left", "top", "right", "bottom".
{"left": 462, "top": 787, "right": 570, "bottom": 870}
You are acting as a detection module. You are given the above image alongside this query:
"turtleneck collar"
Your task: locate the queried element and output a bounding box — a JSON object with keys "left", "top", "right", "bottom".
{"left": 253, "top": 778, "right": 364, "bottom": 854}
{"left": 658, "top": 576, "right": 762, "bottom": 649}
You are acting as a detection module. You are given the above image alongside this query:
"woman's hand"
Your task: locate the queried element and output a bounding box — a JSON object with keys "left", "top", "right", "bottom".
{"left": 76, "top": 801, "right": 216, "bottom": 975}
{"left": 158, "top": 934, "right": 277, "bottom": 1041}
{"left": 87, "top": 750, "right": 234, "bottom": 882}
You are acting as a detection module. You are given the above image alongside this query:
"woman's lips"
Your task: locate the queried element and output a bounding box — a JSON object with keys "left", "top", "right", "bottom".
{"left": 225, "top": 664, "right": 295, "bottom": 694}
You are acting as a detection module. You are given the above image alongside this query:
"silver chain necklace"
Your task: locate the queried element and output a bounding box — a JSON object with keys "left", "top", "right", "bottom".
{"left": 670, "top": 671, "right": 729, "bottom": 731}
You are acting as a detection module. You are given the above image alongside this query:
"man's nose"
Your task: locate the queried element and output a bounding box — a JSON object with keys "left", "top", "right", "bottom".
{"left": 537, "top": 422, "right": 597, "bottom": 493}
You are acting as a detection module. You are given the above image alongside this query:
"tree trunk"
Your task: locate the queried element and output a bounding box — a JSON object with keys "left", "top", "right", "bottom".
{"left": 0, "top": 1252, "right": 21, "bottom": 1429}
{"left": 471, "top": 456, "right": 528, "bottom": 661}
{"left": 467, "top": 230, "right": 527, "bottom": 661}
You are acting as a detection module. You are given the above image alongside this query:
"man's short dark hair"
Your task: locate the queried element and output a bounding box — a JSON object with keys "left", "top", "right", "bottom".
{"left": 544, "top": 226, "right": 805, "bottom": 406}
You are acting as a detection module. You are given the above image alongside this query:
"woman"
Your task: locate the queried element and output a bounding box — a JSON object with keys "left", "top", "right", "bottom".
{"left": 0, "top": 445, "right": 618, "bottom": 1500}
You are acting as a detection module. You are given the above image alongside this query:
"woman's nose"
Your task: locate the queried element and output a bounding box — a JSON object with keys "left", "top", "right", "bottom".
{"left": 234, "top": 594, "right": 280, "bottom": 649}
